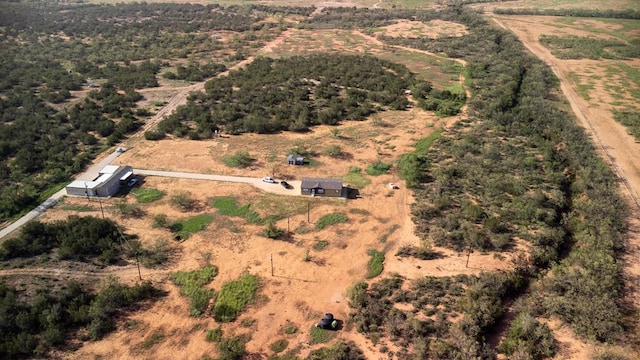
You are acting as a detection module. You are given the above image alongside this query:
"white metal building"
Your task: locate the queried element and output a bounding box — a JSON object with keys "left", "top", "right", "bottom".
{"left": 66, "top": 165, "right": 134, "bottom": 198}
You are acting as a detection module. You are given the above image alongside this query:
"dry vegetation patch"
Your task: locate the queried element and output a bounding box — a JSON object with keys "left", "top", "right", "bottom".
{"left": 381, "top": 19, "right": 468, "bottom": 38}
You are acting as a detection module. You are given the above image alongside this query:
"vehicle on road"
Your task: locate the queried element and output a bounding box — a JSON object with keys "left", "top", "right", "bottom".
{"left": 262, "top": 176, "right": 276, "bottom": 183}
{"left": 280, "top": 181, "right": 292, "bottom": 189}
{"left": 127, "top": 178, "right": 139, "bottom": 187}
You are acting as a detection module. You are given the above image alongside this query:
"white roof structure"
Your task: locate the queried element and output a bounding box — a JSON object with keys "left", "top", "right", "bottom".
{"left": 66, "top": 165, "right": 133, "bottom": 197}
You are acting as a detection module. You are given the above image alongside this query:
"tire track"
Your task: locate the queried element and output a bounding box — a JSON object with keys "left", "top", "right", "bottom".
{"left": 0, "top": 266, "right": 171, "bottom": 281}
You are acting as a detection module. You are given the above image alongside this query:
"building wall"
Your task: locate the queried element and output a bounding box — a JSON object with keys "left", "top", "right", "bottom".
{"left": 66, "top": 186, "right": 94, "bottom": 197}
{"left": 301, "top": 187, "right": 343, "bottom": 197}
{"left": 95, "top": 166, "right": 132, "bottom": 197}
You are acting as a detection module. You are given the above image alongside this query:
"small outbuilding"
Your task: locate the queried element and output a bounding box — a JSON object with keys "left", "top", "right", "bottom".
{"left": 301, "top": 177, "right": 344, "bottom": 198}
{"left": 287, "top": 154, "right": 305, "bottom": 165}
{"left": 66, "top": 165, "right": 134, "bottom": 198}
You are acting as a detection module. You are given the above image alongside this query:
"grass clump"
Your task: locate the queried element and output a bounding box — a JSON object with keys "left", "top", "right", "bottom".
{"left": 211, "top": 197, "right": 261, "bottom": 223}
{"left": 283, "top": 324, "right": 298, "bottom": 334}
{"left": 342, "top": 166, "right": 371, "bottom": 189}
{"left": 131, "top": 188, "right": 164, "bottom": 203}
{"left": 170, "top": 191, "right": 198, "bottom": 211}
{"left": 379, "top": 224, "right": 400, "bottom": 243}
{"left": 214, "top": 273, "right": 260, "bottom": 322}
{"left": 342, "top": 172, "right": 371, "bottom": 189}
{"left": 315, "top": 212, "right": 348, "bottom": 230}
{"left": 217, "top": 334, "right": 249, "bottom": 360}
{"left": 365, "top": 160, "right": 392, "bottom": 176}
{"left": 262, "top": 220, "right": 285, "bottom": 239}
{"left": 323, "top": 144, "right": 345, "bottom": 158}
{"left": 366, "top": 249, "right": 385, "bottom": 278}
{"left": 170, "top": 266, "right": 218, "bottom": 317}
{"left": 206, "top": 327, "right": 223, "bottom": 342}
{"left": 313, "top": 240, "right": 329, "bottom": 251}
{"left": 270, "top": 339, "right": 289, "bottom": 353}
{"left": 309, "top": 325, "right": 335, "bottom": 345}
{"left": 139, "top": 329, "right": 165, "bottom": 349}
{"left": 414, "top": 127, "right": 444, "bottom": 152}
{"left": 349, "top": 208, "right": 370, "bottom": 216}
{"left": 170, "top": 214, "right": 213, "bottom": 240}
{"left": 223, "top": 150, "right": 254, "bottom": 168}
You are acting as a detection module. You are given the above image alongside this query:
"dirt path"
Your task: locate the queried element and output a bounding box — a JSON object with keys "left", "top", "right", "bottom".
{"left": 0, "top": 266, "right": 171, "bottom": 282}
{"left": 491, "top": 14, "right": 640, "bottom": 351}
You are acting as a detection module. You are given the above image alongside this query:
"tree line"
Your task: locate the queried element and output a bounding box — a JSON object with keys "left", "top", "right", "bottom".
{"left": 494, "top": 7, "right": 640, "bottom": 19}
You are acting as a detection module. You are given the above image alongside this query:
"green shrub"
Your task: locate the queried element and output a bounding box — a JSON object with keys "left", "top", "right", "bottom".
{"left": 499, "top": 312, "right": 556, "bottom": 360}
{"left": 115, "top": 201, "right": 146, "bottom": 218}
{"left": 214, "top": 273, "right": 260, "bottom": 322}
{"left": 170, "top": 191, "right": 198, "bottom": 211}
{"left": 206, "top": 327, "right": 223, "bottom": 342}
{"left": 315, "top": 213, "right": 348, "bottom": 230}
{"left": 170, "top": 214, "right": 213, "bottom": 240}
{"left": 309, "top": 325, "right": 335, "bottom": 345}
{"left": 396, "top": 245, "right": 442, "bottom": 260}
{"left": 140, "top": 239, "right": 172, "bottom": 268}
{"left": 131, "top": 188, "right": 164, "bottom": 203}
{"left": 211, "top": 197, "right": 260, "bottom": 223}
{"left": 323, "top": 144, "right": 344, "bottom": 158}
{"left": 365, "top": 160, "right": 392, "bottom": 176}
{"left": 262, "top": 220, "right": 285, "bottom": 239}
{"left": 308, "top": 341, "right": 365, "bottom": 360}
{"left": 283, "top": 324, "right": 298, "bottom": 334}
{"left": 144, "top": 130, "right": 165, "bottom": 140}
{"left": 342, "top": 170, "right": 371, "bottom": 189}
{"left": 170, "top": 266, "right": 218, "bottom": 317}
{"left": 366, "top": 249, "right": 385, "bottom": 278}
{"left": 217, "top": 334, "right": 249, "bottom": 360}
{"left": 313, "top": 240, "right": 329, "bottom": 251}
{"left": 223, "top": 151, "right": 254, "bottom": 168}
{"left": 152, "top": 213, "right": 169, "bottom": 228}
{"left": 270, "top": 339, "right": 289, "bottom": 353}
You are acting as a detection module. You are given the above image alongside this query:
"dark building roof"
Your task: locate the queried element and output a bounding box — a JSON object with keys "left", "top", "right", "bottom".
{"left": 301, "top": 177, "right": 343, "bottom": 190}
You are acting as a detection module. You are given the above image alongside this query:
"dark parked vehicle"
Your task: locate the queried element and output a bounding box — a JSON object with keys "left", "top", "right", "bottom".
{"left": 280, "top": 181, "right": 292, "bottom": 189}
{"left": 315, "top": 313, "right": 338, "bottom": 329}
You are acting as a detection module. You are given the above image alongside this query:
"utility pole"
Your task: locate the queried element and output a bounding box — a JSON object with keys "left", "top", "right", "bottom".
{"left": 97, "top": 197, "right": 105, "bottom": 219}
{"left": 135, "top": 251, "right": 142, "bottom": 280}
{"left": 116, "top": 226, "right": 142, "bottom": 280}
{"left": 307, "top": 202, "right": 310, "bottom": 223}
{"left": 270, "top": 254, "right": 274, "bottom": 276}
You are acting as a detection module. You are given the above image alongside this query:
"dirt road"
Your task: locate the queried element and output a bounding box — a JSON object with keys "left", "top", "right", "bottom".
{"left": 135, "top": 169, "right": 300, "bottom": 196}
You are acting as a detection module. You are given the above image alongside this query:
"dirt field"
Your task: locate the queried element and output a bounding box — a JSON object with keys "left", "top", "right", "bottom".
{"left": 55, "top": 103, "right": 519, "bottom": 359}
